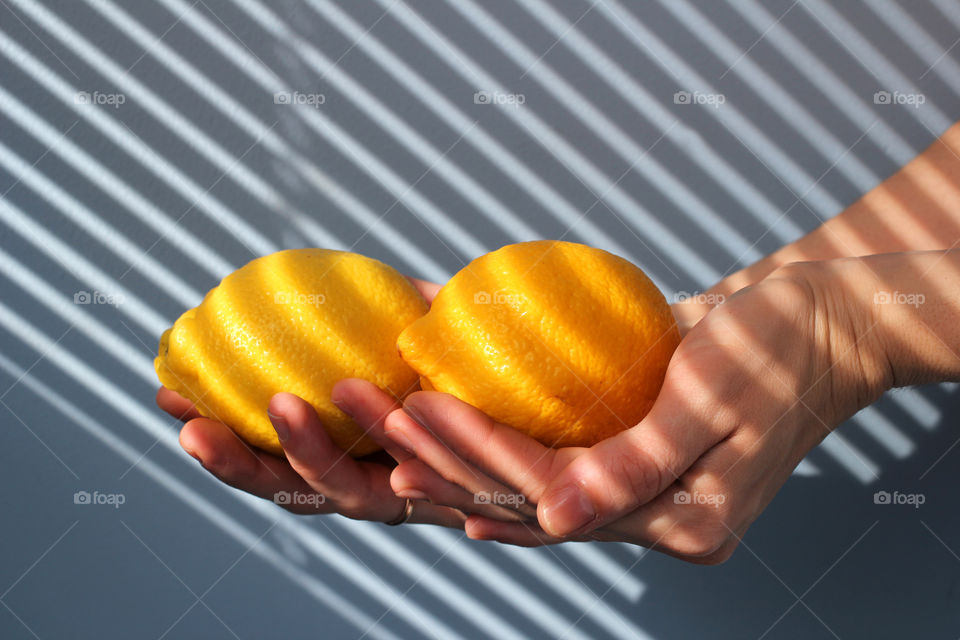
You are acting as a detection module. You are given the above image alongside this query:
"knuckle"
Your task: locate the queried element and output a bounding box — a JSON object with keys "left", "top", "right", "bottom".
{"left": 629, "top": 430, "right": 679, "bottom": 487}
{"left": 767, "top": 263, "right": 819, "bottom": 306}
{"left": 666, "top": 532, "right": 724, "bottom": 558}
{"left": 666, "top": 519, "right": 732, "bottom": 558}
{"left": 703, "top": 542, "right": 738, "bottom": 565}
{"left": 598, "top": 438, "right": 666, "bottom": 507}
{"left": 769, "top": 260, "right": 814, "bottom": 284}
{"left": 684, "top": 538, "right": 739, "bottom": 565}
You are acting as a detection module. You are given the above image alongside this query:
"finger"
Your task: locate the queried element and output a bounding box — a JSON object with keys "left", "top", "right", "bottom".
{"left": 405, "top": 277, "right": 441, "bottom": 304}
{"left": 465, "top": 515, "right": 590, "bottom": 546}
{"left": 400, "top": 391, "right": 558, "bottom": 501}
{"left": 402, "top": 499, "right": 470, "bottom": 529}
{"left": 269, "top": 392, "right": 371, "bottom": 498}
{"left": 179, "top": 417, "right": 331, "bottom": 514}
{"left": 671, "top": 300, "right": 712, "bottom": 336}
{"left": 391, "top": 458, "right": 531, "bottom": 522}
{"left": 382, "top": 406, "right": 540, "bottom": 516}
{"left": 182, "top": 415, "right": 469, "bottom": 527}
{"left": 271, "top": 392, "right": 455, "bottom": 524}
{"left": 157, "top": 387, "right": 201, "bottom": 421}
{"left": 536, "top": 367, "right": 734, "bottom": 538}
{"left": 589, "top": 428, "right": 773, "bottom": 561}
{"left": 331, "top": 378, "right": 415, "bottom": 462}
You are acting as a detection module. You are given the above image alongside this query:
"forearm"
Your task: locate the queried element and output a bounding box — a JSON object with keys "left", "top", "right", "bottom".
{"left": 713, "top": 121, "right": 960, "bottom": 298}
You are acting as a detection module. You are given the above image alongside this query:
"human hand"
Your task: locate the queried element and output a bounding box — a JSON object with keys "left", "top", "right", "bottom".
{"left": 156, "top": 276, "right": 466, "bottom": 527}
{"left": 367, "top": 260, "right": 892, "bottom": 561}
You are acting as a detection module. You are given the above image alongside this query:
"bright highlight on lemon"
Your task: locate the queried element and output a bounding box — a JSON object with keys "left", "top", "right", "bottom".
{"left": 397, "top": 240, "right": 680, "bottom": 448}
{"left": 155, "top": 249, "right": 427, "bottom": 457}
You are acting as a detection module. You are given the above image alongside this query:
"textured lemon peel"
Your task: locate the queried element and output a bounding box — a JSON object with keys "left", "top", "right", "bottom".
{"left": 397, "top": 240, "right": 680, "bottom": 449}
{"left": 155, "top": 249, "right": 427, "bottom": 457}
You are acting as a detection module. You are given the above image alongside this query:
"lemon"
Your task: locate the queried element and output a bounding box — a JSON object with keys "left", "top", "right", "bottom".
{"left": 397, "top": 241, "right": 680, "bottom": 448}
{"left": 155, "top": 249, "right": 428, "bottom": 457}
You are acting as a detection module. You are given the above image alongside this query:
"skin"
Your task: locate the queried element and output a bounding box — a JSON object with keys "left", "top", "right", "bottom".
{"left": 161, "top": 278, "right": 469, "bottom": 528}
{"left": 159, "top": 124, "right": 960, "bottom": 562}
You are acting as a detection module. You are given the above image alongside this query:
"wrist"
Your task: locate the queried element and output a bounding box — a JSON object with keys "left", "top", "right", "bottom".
{"left": 789, "top": 258, "right": 895, "bottom": 420}
{"left": 799, "top": 250, "right": 960, "bottom": 403}
{"left": 858, "top": 250, "right": 960, "bottom": 387}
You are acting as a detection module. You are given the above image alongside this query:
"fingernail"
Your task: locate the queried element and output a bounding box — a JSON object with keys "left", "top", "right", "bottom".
{"left": 385, "top": 428, "right": 416, "bottom": 455}
{"left": 395, "top": 488, "right": 430, "bottom": 501}
{"left": 268, "top": 410, "right": 289, "bottom": 442}
{"left": 541, "top": 484, "right": 596, "bottom": 536}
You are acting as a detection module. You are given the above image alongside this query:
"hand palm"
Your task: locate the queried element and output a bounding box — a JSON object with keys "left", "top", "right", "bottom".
{"left": 377, "top": 269, "right": 861, "bottom": 563}
{"left": 156, "top": 277, "right": 466, "bottom": 528}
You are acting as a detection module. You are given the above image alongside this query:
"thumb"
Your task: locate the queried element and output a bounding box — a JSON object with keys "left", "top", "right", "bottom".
{"left": 536, "top": 404, "right": 722, "bottom": 538}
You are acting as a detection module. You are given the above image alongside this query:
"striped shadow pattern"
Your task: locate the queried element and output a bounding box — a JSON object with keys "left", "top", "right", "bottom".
{"left": 1, "top": 1, "right": 959, "bottom": 638}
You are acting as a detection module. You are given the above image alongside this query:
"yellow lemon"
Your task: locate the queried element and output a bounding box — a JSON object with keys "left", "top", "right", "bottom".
{"left": 397, "top": 240, "right": 680, "bottom": 448}
{"left": 155, "top": 249, "right": 427, "bottom": 457}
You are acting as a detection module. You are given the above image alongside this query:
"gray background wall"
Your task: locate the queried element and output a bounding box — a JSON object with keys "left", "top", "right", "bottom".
{"left": 1, "top": 1, "right": 959, "bottom": 638}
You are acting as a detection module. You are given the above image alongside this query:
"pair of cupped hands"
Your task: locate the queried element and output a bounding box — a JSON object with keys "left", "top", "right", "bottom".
{"left": 158, "top": 260, "right": 885, "bottom": 564}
